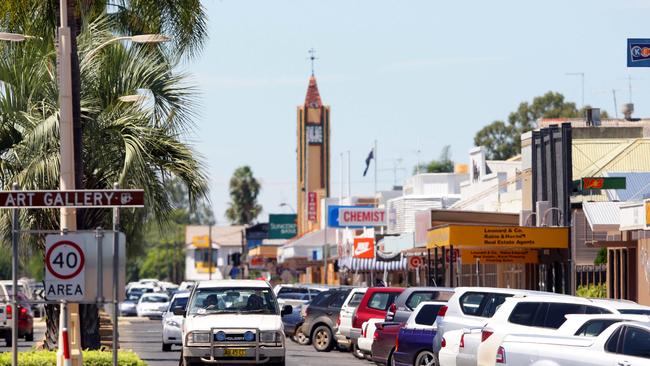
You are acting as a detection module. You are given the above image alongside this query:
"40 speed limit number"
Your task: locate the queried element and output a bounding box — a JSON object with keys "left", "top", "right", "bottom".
{"left": 45, "top": 237, "right": 86, "bottom": 300}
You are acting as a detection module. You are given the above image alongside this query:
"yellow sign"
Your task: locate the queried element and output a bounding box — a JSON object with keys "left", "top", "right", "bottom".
{"left": 460, "top": 249, "right": 538, "bottom": 264}
{"left": 192, "top": 235, "right": 210, "bottom": 248}
{"left": 645, "top": 200, "right": 650, "bottom": 227}
{"left": 427, "top": 225, "right": 569, "bottom": 249}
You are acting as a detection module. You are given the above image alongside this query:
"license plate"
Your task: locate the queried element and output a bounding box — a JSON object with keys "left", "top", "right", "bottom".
{"left": 223, "top": 348, "right": 247, "bottom": 357}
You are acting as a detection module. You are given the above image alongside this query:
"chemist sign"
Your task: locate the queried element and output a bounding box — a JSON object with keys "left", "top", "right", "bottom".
{"left": 327, "top": 205, "right": 386, "bottom": 228}
{"left": 45, "top": 236, "right": 86, "bottom": 300}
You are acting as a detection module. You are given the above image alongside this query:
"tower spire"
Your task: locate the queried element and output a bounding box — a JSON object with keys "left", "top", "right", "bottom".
{"left": 308, "top": 48, "right": 317, "bottom": 76}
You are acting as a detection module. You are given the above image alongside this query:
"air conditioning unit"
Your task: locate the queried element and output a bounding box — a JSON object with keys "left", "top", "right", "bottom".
{"left": 536, "top": 201, "right": 551, "bottom": 226}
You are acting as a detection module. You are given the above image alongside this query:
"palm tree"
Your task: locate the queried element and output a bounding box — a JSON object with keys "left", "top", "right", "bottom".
{"left": 225, "top": 166, "right": 263, "bottom": 225}
{"left": 0, "top": 15, "right": 208, "bottom": 349}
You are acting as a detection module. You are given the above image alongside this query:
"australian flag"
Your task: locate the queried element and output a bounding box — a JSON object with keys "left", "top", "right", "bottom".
{"left": 363, "top": 149, "right": 374, "bottom": 176}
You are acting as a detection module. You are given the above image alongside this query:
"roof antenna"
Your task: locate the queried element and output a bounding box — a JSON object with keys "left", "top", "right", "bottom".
{"left": 308, "top": 48, "right": 318, "bottom": 76}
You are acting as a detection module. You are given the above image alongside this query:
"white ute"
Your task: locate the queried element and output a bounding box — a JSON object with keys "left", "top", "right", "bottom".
{"left": 179, "top": 280, "right": 292, "bottom": 366}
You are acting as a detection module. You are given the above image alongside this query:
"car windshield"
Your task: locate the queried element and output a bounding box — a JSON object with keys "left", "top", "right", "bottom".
{"left": 278, "top": 292, "right": 309, "bottom": 300}
{"left": 618, "top": 309, "right": 650, "bottom": 315}
{"left": 142, "top": 295, "right": 168, "bottom": 303}
{"left": 189, "top": 287, "right": 278, "bottom": 315}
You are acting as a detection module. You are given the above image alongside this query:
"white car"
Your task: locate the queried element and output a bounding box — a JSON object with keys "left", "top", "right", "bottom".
{"left": 136, "top": 293, "right": 169, "bottom": 319}
{"left": 498, "top": 321, "right": 650, "bottom": 366}
{"left": 335, "top": 287, "right": 367, "bottom": 350}
{"left": 357, "top": 318, "right": 384, "bottom": 357}
{"left": 162, "top": 291, "right": 190, "bottom": 351}
{"left": 433, "top": 287, "right": 560, "bottom": 361}
{"left": 475, "top": 296, "right": 650, "bottom": 366}
{"left": 180, "top": 280, "right": 293, "bottom": 366}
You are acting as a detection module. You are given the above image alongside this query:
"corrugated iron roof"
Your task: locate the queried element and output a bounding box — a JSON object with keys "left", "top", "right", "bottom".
{"left": 583, "top": 201, "right": 621, "bottom": 232}
{"left": 573, "top": 139, "right": 650, "bottom": 178}
{"left": 606, "top": 172, "right": 650, "bottom": 201}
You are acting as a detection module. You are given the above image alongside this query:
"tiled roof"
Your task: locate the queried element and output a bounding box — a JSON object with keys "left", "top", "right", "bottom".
{"left": 304, "top": 76, "right": 322, "bottom": 108}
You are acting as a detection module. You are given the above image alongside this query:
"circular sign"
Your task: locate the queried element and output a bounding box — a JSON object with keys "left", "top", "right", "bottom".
{"left": 409, "top": 256, "right": 423, "bottom": 269}
{"left": 45, "top": 240, "right": 85, "bottom": 280}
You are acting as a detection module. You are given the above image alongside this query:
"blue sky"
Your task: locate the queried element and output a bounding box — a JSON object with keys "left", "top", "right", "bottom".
{"left": 188, "top": 0, "right": 650, "bottom": 223}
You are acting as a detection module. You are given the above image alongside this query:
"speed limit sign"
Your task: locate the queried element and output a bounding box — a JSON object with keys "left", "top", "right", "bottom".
{"left": 45, "top": 237, "right": 86, "bottom": 300}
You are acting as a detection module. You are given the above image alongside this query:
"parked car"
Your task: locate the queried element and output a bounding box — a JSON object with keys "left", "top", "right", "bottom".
{"left": 386, "top": 287, "right": 454, "bottom": 324}
{"left": 179, "top": 279, "right": 292, "bottom": 366}
{"left": 0, "top": 281, "right": 32, "bottom": 346}
{"left": 162, "top": 291, "right": 189, "bottom": 351}
{"left": 301, "top": 288, "right": 351, "bottom": 352}
{"left": 335, "top": 287, "right": 367, "bottom": 351}
{"left": 370, "top": 322, "right": 402, "bottom": 365}
{"left": 474, "top": 296, "right": 650, "bottom": 366}
{"left": 136, "top": 292, "right": 170, "bottom": 319}
{"left": 282, "top": 302, "right": 306, "bottom": 338}
{"left": 350, "top": 287, "right": 404, "bottom": 358}
{"left": 392, "top": 301, "right": 446, "bottom": 366}
{"left": 498, "top": 321, "right": 650, "bottom": 366}
{"left": 357, "top": 318, "right": 385, "bottom": 358}
{"left": 556, "top": 313, "right": 650, "bottom": 336}
{"left": 432, "top": 287, "right": 560, "bottom": 359}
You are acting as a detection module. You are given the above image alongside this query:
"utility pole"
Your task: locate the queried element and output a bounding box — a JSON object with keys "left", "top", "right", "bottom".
{"left": 208, "top": 223, "right": 213, "bottom": 280}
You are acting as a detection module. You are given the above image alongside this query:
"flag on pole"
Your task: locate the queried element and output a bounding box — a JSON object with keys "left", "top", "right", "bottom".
{"left": 363, "top": 148, "right": 374, "bottom": 176}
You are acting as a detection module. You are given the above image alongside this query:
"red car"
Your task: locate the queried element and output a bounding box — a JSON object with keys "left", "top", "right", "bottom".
{"left": 350, "top": 287, "right": 403, "bottom": 357}
{"left": 1, "top": 293, "right": 34, "bottom": 346}
{"left": 371, "top": 322, "right": 402, "bottom": 365}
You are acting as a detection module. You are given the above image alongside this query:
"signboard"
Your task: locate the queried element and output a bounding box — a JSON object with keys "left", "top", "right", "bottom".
{"left": 308, "top": 192, "right": 318, "bottom": 221}
{"left": 45, "top": 238, "right": 85, "bottom": 300}
{"left": 646, "top": 199, "right": 650, "bottom": 228}
{"left": 338, "top": 207, "right": 386, "bottom": 227}
{"left": 577, "top": 177, "right": 626, "bottom": 191}
{"left": 327, "top": 205, "right": 378, "bottom": 228}
{"left": 269, "top": 214, "right": 297, "bottom": 239}
{"left": 427, "top": 225, "right": 569, "bottom": 249}
{"left": 192, "top": 235, "right": 209, "bottom": 248}
{"left": 408, "top": 256, "right": 424, "bottom": 269}
{"left": 353, "top": 237, "right": 375, "bottom": 259}
{"left": 460, "top": 249, "right": 539, "bottom": 264}
{"left": 0, "top": 189, "right": 144, "bottom": 208}
{"left": 44, "top": 233, "right": 125, "bottom": 302}
{"left": 628, "top": 39, "right": 650, "bottom": 67}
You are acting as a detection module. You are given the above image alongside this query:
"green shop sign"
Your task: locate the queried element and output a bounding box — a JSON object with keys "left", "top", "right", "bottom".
{"left": 269, "top": 214, "right": 297, "bottom": 239}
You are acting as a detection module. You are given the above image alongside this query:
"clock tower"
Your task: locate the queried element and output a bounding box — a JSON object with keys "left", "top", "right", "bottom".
{"left": 297, "top": 75, "right": 330, "bottom": 235}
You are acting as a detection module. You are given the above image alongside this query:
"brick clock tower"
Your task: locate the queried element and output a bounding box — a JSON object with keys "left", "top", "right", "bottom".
{"left": 297, "top": 75, "right": 330, "bottom": 235}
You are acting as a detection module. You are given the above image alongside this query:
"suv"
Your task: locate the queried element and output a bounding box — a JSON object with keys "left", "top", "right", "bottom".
{"left": 178, "top": 280, "right": 292, "bottom": 366}
{"left": 350, "top": 287, "right": 404, "bottom": 341}
{"left": 386, "top": 287, "right": 454, "bottom": 324}
{"left": 301, "top": 288, "right": 351, "bottom": 352}
{"left": 335, "top": 287, "right": 367, "bottom": 350}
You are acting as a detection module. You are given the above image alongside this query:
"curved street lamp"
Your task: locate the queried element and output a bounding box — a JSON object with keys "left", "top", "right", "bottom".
{"left": 0, "top": 32, "right": 41, "bottom": 42}
{"left": 85, "top": 34, "right": 170, "bottom": 59}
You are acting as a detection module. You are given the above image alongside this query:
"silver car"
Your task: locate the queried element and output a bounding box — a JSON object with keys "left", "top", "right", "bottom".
{"left": 162, "top": 291, "right": 189, "bottom": 351}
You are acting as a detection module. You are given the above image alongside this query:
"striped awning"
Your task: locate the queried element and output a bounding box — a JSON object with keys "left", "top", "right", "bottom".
{"left": 339, "top": 256, "right": 407, "bottom": 271}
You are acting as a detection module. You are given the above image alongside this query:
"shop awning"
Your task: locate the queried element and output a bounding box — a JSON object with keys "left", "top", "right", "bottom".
{"left": 427, "top": 224, "right": 569, "bottom": 249}
{"left": 583, "top": 202, "right": 621, "bottom": 232}
{"left": 339, "top": 256, "right": 407, "bottom": 271}
{"left": 279, "top": 228, "right": 337, "bottom": 260}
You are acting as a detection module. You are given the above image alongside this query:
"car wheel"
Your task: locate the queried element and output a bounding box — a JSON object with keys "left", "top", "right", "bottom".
{"left": 25, "top": 330, "right": 34, "bottom": 342}
{"left": 292, "top": 326, "right": 311, "bottom": 345}
{"left": 414, "top": 350, "right": 437, "bottom": 366}
{"left": 352, "top": 342, "right": 365, "bottom": 359}
{"left": 312, "top": 325, "right": 333, "bottom": 352}
{"left": 162, "top": 342, "right": 172, "bottom": 352}
{"left": 387, "top": 348, "right": 395, "bottom": 366}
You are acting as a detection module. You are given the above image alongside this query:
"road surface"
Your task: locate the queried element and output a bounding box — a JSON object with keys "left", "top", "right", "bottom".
{"left": 1, "top": 317, "right": 370, "bottom": 366}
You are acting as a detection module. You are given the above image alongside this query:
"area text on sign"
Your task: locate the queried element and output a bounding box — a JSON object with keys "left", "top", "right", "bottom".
{"left": 0, "top": 189, "right": 144, "bottom": 208}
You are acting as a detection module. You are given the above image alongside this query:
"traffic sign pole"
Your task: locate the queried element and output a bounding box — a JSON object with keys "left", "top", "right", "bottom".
{"left": 112, "top": 183, "right": 120, "bottom": 366}
{"left": 11, "top": 183, "right": 19, "bottom": 366}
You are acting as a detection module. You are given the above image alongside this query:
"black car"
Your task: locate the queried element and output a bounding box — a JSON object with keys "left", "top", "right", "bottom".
{"left": 301, "top": 288, "right": 351, "bottom": 352}
{"left": 385, "top": 286, "right": 455, "bottom": 324}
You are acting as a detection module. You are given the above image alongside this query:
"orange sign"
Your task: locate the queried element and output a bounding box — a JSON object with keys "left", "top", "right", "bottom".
{"left": 408, "top": 256, "right": 424, "bottom": 269}
{"left": 460, "top": 249, "right": 538, "bottom": 264}
{"left": 646, "top": 200, "right": 650, "bottom": 228}
{"left": 582, "top": 178, "right": 604, "bottom": 189}
{"left": 353, "top": 237, "right": 375, "bottom": 259}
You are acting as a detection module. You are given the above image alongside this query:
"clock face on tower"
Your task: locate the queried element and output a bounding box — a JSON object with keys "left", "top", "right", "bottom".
{"left": 306, "top": 125, "right": 323, "bottom": 144}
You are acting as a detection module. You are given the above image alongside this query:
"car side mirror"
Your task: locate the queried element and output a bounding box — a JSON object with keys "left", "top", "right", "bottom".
{"left": 172, "top": 306, "right": 186, "bottom": 316}
{"left": 281, "top": 305, "right": 293, "bottom": 317}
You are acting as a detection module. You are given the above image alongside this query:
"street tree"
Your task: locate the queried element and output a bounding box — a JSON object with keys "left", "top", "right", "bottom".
{"left": 474, "top": 91, "right": 608, "bottom": 160}
{"left": 0, "top": 16, "right": 208, "bottom": 349}
{"left": 225, "top": 166, "right": 263, "bottom": 225}
{"left": 415, "top": 145, "right": 455, "bottom": 173}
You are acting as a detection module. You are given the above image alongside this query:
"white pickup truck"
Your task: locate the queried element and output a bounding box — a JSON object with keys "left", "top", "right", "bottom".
{"left": 498, "top": 321, "right": 650, "bottom": 366}
{"left": 178, "top": 280, "right": 293, "bottom": 366}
